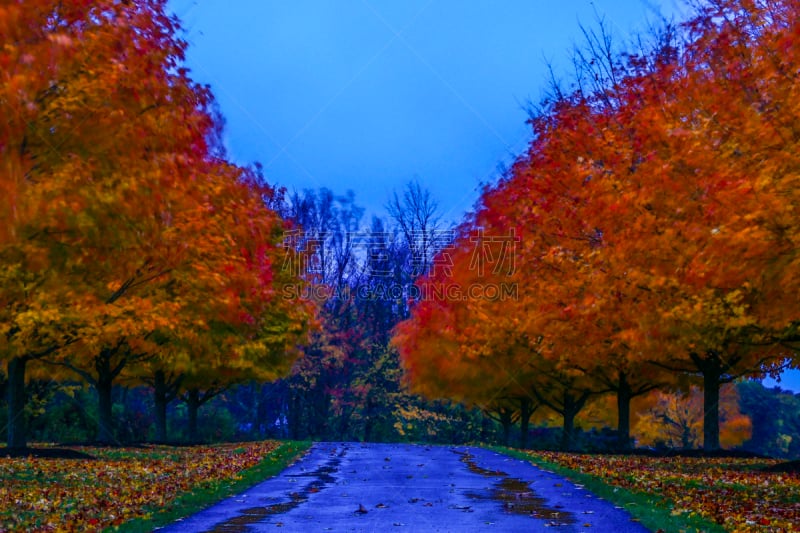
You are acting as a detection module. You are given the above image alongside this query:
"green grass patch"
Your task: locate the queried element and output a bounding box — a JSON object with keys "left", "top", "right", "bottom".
{"left": 109, "top": 440, "right": 311, "bottom": 533}
{"left": 489, "top": 446, "right": 726, "bottom": 533}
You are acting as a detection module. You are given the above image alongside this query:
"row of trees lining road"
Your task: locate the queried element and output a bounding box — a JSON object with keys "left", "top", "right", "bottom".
{"left": 3, "top": 0, "right": 798, "bottom": 453}
{"left": 393, "top": 0, "right": 800, "bottom": 451}
{"left": 0, "top": 0, "right": 314, "bottom": 448}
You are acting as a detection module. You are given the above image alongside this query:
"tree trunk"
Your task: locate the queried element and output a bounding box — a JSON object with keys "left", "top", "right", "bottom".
{"left": 561, "top": 392, "right": 579, "bottom": 451}
{"left": 256, "top": 383, "right": 267, "bottom": 437}
{"left": 519, "top": 397, "right": 534, "bottom": 449}
{"left": 289, "top": 391, "right": 300, "bottom": 440}
{"left": 617, "top": 373, "right": 632, "bottom": 451}
{"left": 153, "top": 370, "right": 168, "bottom": 443}
{"left": 500, "top": 410, "right": 512, "bottom": 447}
{"left": 186, "top": 388, "right": 200, "bottom": 443}
{"left": 562, "top": 410, "right": 575, "bottom": 451}
{"left": 363, "top": 396, "right": 374, "bottom": 442}
{"left": 94, "top": 346, "right": 124, "bottom": 444}
{"left": 703, "top": 370, "right": 721, "bottom": 451}
{"left": 316, "top": 391, "right": 331, "bottom": 440}
{"left": 96, "top": 377, "right": 115, "bottom": 444}
{"left": 7, "top": 356, "right": 28, "bottom": 449}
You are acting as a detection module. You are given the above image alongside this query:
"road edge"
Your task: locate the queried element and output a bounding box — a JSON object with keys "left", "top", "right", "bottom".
{"left": 110, "top": 440, "right": 313, "bottom": 533}
{"left": 487, "top": 446, "right": 725, "bottom": 533}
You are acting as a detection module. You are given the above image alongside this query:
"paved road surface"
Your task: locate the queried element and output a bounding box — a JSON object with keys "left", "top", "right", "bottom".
{"left": 157, "top": 442, "right": 650, "bottom": 532}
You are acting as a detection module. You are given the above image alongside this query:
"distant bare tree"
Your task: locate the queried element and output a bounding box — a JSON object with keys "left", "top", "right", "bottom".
{"left": 286, "top": 187, "right": 363, "bottom": 294}
{"left": 386, "top": 180, "right": 444, "bottom": 279}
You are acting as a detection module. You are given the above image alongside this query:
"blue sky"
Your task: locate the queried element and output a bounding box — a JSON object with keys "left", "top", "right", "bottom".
{"left": 169, "top": 0, "right": 685, "bottom": 221}
{"left": 167, "top": 0, "right": 799, "bottom": 393}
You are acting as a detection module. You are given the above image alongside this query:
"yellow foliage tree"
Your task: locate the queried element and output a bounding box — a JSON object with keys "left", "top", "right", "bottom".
{"left": 633, "top": 384, "right": 752, "bottom": 449}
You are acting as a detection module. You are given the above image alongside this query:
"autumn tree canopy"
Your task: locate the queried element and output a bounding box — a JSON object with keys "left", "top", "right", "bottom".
{"left": 394, "top": 0, "right": 800, "bottom": 451}
{"left": 0, "top": 0, "right": 313, "bottom": 447}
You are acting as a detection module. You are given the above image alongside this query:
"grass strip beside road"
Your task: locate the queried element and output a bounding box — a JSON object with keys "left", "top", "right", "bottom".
{"left": 0, "top": 440, "right": 311, "bottom": 533}
{"left": 116, "top": 440, "right": 311, "bottom": 533}
{"left": 492, "top": 446, "right": 726, "bottom": 533}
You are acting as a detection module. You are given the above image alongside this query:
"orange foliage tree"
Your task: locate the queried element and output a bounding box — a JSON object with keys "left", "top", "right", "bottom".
{"left": 392, "top": 224, "right": 543, "bottom": 448}
{"left": 0, "top": 0, "right": 188, "bottom": 447}
{"left": 588, "top": 0, "right": 800, "bottom": 450}
{"left": 0, "top": 0, "right": 313, "bottom": 446}
{"left": 396, "top": 0, "right": 800, "bottom": 452}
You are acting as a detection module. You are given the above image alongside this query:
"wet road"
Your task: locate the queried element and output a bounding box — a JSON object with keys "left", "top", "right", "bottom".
{"left": 157, "top": 442, "right": 650, "bottom": 532}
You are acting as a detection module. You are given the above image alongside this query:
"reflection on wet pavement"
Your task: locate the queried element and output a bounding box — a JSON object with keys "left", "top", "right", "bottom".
{"left": 456, "top": 450, "right": 575, "bottom": 526}
{"left": 158, "top": 443, "right": 649, "bottom": 533}
{"left": 206, "top": 447, "right": 345, "bottom": 532}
